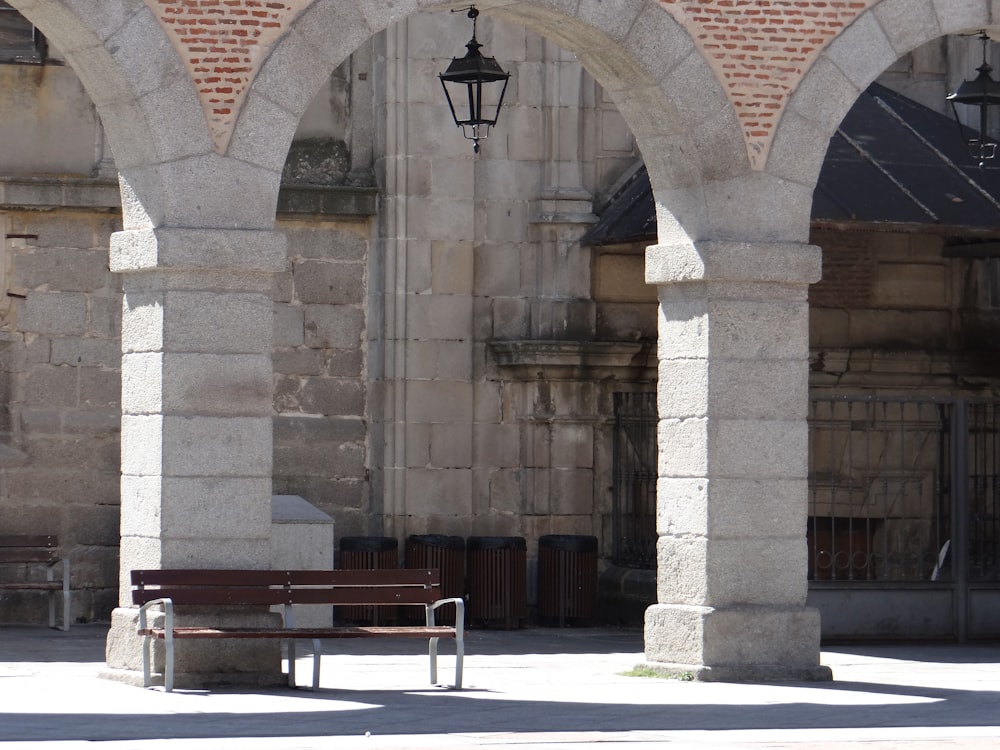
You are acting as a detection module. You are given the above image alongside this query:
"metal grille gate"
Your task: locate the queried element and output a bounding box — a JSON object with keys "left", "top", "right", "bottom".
{"left": 611, "top": 392, "right": 657, "bottom": 569}
{"left": 809, "top": 395, "right": 1000, "bottom": 640}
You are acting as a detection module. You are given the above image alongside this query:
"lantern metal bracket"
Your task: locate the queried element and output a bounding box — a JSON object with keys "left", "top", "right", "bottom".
{"left": 438, "top": 6, "right": 510, "bottom": 154}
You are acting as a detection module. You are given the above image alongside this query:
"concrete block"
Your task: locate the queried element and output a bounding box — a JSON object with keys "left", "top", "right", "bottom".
{"left": 325, "top": 349, "right": 363, "bottom": 378}
{"left": 285, "top": 224, "right": 368, "bottom": 262}
{"left": 158, "top": 477, "right": 272, "bottom": 540}
{"left": 432, "top": 241, "right": 473, "bottom": 295}
{"left": 125, "top": 353, "right": 269, "bottom": 416}
{"left": 706, "top": 477, "right": 809, "bottom": 539}
{"left": 50, "top": 338, "right": 121, "bottom": 368}
{"left": 22, "top": 365, "right": 78, "bottom": 408}
{"left": 623, "top": 3, "right": 693, "bottom": 86}
{"left": 474, "top": 242, "right": 524, "bottom": 297}
{"left": 656, "top": 477, "right": 709, "bottom": 536}
{"left": 706, "top": 297, "right": 810, "bottom": 360}
{"left": 78, "top": 368, "right": 121, "bottom": 409}
{"left": 713, "top": 418, "right": 808, "bottom": 481}
{"left": 271, "top": 494, "right": 335, "bottom": 628}
{"left": 644, "top": 603, "right": 828, "bottom": 680}
{"left": 932, "top": 0, "right": 990, "bottom": 34}
{"left": 17, "top": 292, "right": 87, "bottom": 336}
{"left": 491, "top": 296, "right": 531, "bottom": 339}
{"left": 303, "top": 305, "right": 364, "bottom": 349}
{"left": 226, "top": 89, "right": 301, "bottom": 174}
{"left": 657, "top": 418, "right": 708, "bottom": 477}
{"left": 162, "top": 290, "right": 273, "bottom": 354}
{"left": 549, "top": 422, "right": 593, "bottom": 468}
{"left": 274, "top": 435, "right": 364, "bottom": 479}
{"left": 273, "top": 348, "right": 324, "bottom": 376}
{"left": 403, "top": 468, "right": 473, "bottom": 516}
{"left": 273, "top": 304, "right": 305, "bottom": 348}
{"left": 485, "top": 468, "right": 525, "bottom": 514}
{"left": 294, "top": 260, "right": 364, "bottom": 305}
{"left": 404, "top": 380, "right": 473, "bottom": 424}
{"left": 406, "top": 295, "right": 474, "bottom": 341}
{"left": 299, "top": 377, "right": 365, "bottom": 417}
{"left": 12, "top": 247, "right": 108, "bottom": 292}
{"left": 873, "top": 0, "right": 941, "bottom": 56}
{"left": 825, "top": 10, "right": 899, "bottom": 90}
{"left": 128, "top": 415, "right": 272, "bottom": 478}
{"left": 656, "top": 358, "right": 708, "bottom": 419}
{"left": 88, "top": 295, "right": 123, "bottom": 339}
{"left": 429, "top": 423, "right": 473, "bottom": 469}
{"left": 473, "top": 423, "right": 520, "bottom": 468}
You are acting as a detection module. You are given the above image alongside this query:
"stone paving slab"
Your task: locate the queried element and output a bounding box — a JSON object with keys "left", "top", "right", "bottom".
{"left": 1, "top": 625, "right": 1000, "bottom": 748}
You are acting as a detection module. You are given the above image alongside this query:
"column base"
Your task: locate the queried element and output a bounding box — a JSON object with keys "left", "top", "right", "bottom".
{"left": 644, "top": 603, "right": 832, "bottom": 682}
{"left": 103, "top": 607, "right": 286, "bottom": 690}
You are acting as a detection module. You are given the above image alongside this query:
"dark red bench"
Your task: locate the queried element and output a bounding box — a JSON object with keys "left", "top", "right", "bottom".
{"left": 131, "top": 568, "right": 464, "bottom": 692}
{"left": 0, "top": 535, "right": 70, "bottom": 631}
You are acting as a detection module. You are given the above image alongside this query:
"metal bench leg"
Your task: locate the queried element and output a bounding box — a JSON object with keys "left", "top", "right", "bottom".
{"left": 454, "top": 599, "right": 465, "bottom": 689}
{"left": 311, "top": 638, "right": 321, "bottom": 690}
{"left": 141, "top": 633, "right": 152, "bottom": 688}
{"left": 62, "top": 558, "right": 70, "bottom": 631}
{"left": 47, "top": 566, "right": 55, "bottom": 629}
{"left": 287, "top": 639, "right": 297, "bottom": 688}
{"left": 428, "top": 637, "right": 439, "bottom": 685}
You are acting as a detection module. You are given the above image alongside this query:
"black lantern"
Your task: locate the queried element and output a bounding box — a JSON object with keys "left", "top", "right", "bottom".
{"left": 947, "top": 31, "right": 1000, "bottom": 167}
{"left": 438, "top": 7, "right": 510, "bottom": 153}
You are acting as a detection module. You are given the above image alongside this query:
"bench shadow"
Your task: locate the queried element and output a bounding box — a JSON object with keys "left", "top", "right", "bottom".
{"left": 3, "top": 679, "right": 1000, "bottom": 742}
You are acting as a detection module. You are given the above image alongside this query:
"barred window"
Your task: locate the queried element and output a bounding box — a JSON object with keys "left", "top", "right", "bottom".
{"left": 0, "top": 3, "right": 46, "bottom": 64}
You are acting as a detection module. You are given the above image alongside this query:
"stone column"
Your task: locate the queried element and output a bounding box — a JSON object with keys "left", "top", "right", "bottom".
{"left": 643, "top": 240, "right": 831, "bottom": 682}
{"left": 104, "top": 227, "right": 287, "bottom": 688}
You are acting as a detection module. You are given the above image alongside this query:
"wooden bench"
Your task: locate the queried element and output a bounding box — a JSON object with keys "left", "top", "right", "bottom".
{"left": 131, "top": 568, "right": 465, "bottom": 692}
{"left": 0, "top": 535, "right": 70, "bottom": 631}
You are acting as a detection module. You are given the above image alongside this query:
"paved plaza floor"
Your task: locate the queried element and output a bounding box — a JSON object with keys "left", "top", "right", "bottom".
{"left": 1, "top": 624, "right": 1000, "bottom": 748}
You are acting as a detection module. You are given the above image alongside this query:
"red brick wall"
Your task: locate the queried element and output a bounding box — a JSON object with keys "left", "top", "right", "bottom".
{"left": 145, "top": 0, "right": 309, "bottom": 153}
{"left": 661, "top": 1, "right": 877, "bottom": 168}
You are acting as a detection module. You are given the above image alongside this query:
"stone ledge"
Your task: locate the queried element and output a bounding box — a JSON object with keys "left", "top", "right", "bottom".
{"left": 490, "top": 340, "right": 655, "bottom": 381}
{"left": 0, "top": 176, "right": 377, "bottom": 218}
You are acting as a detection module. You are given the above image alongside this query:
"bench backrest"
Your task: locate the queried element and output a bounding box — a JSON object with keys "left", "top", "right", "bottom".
{"left": 0, "top": 535, "right": 60, "bottom": 564}
{"left": 131, "top": 568, "right": 444, "bottom": 607}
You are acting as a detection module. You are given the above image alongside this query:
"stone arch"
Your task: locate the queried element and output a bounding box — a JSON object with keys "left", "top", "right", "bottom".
{"left": 8, "top": 0, "right": 285, "bottom": 230}
{"left": 770, "top": 0, "right": 999, "bottom": 230}
{"left": 237, "top": 0, "right": 749, "bottom": 245}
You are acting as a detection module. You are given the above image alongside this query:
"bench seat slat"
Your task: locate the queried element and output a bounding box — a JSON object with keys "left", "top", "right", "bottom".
{"left": 132, "top": 568, "right": 439, "bottom": 587}
{"left": 0, "top": 550, "right": 59, "bottom": 563}
{"left": 139, "top": 625, "right": 458, "bottom": 639}
{"left": 0, "top": 535, "right": 57, "bottom": 548}
{"left": 0, "top": 582, "right": 64, "bottom": 590}
{"left": 132, "top": 588, "right": 290, "bottom": 606}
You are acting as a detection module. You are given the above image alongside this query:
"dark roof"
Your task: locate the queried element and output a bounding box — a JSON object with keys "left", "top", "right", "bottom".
{"left": 582, "top": 83, "right": 1000, "bottom": 246}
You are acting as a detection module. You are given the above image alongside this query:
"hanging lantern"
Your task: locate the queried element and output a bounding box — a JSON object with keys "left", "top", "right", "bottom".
{"left": 438, "top": 6, "right": 510, "bottom": 154}
{"left": 947, "top": 31, "right": 1000, "bottom": 167}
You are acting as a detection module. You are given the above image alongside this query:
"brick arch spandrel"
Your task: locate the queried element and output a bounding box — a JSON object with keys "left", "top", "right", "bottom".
{"left": 659, "top": 0, "right": 879, "bottom": 170}
{"left": 771, "top": 0, "right": 992, "bottom": 206}
{"left": 143, "top": 0, "right": 311, "bottom": 154}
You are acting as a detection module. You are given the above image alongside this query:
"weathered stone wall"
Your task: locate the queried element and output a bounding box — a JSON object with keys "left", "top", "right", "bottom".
{"left": 810, "top": 227, "right": 1000, "bottom": 396}
{"left": 0, "top": 207, "right": 123, "bottom": 623}
{"left": 272, "top": 218, "right": 371, "bottom": 537}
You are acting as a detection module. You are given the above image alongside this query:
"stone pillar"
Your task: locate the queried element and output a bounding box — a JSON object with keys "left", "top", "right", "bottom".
{"left": 643, "top": 240, "right": 831, "bottom": 682}
{"left": 104, "top": 227, "right": 287, "bottom": 688}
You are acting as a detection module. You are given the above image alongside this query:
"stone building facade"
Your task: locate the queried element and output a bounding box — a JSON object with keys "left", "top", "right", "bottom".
{"left": 0, "top": 0, "right": 995, "bottom": 685}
